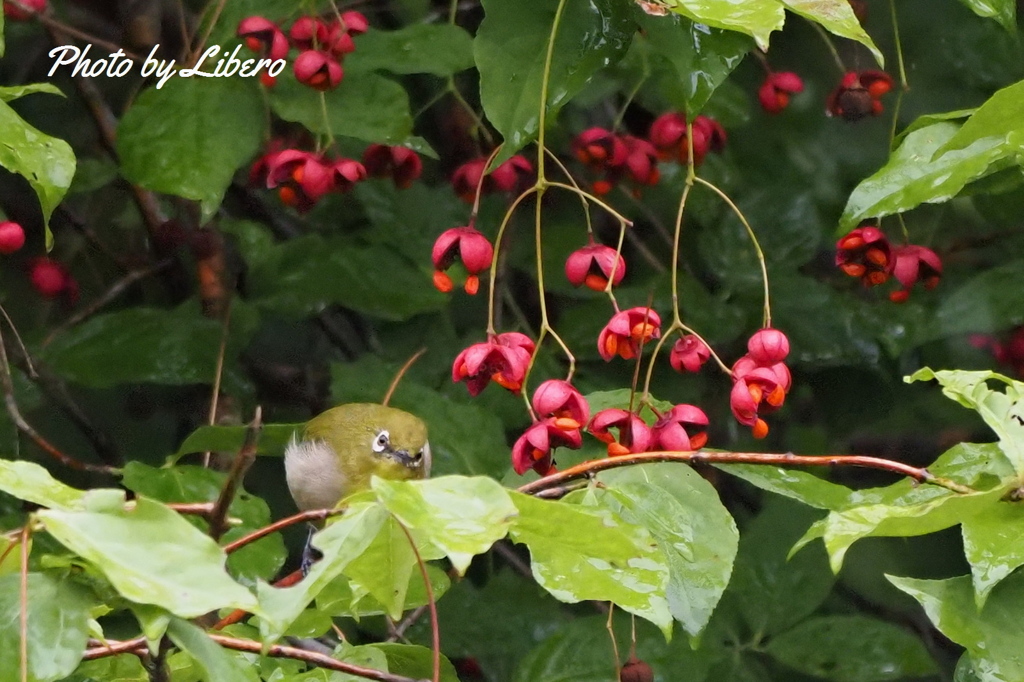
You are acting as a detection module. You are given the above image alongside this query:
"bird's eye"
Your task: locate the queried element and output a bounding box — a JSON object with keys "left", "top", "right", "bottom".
{"left": 372, "top": 430, "right": 390, "bottom": 453}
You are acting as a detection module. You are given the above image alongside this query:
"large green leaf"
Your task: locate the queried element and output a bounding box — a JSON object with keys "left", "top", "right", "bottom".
{"left": 257, "top": 501, "right": 387, "bottom": 641}
{"left": 635, "top": 13, "right": 751, "bottom": 116}
{"left": 373, "top": 643, "right": 461, "bottom": 682}
{"left": 908, "top": 369, "right": 1024, "bottom": 478}
{"left": 0, "top": 83, "right": 64, "bottom": 101}
{"left": 665, "top": 0, "right": 785, "bottom": 51}
{"left": 0, "top": 95, "right": 75, "bottom": 248}
{"left": 174, "top": 423, "right": 301, "bottom": 459}
{"left": 780, "top": 0, "right": 883, "bottom": 65}
{"left": 962, "top": 500, "right": 1024, "bottom": 608}
{"left": 954, "top": 0, "right": 1017, "bottom": 32}
{"left": 347, "top": 24, "right": 475, "bottom": 76}
{"left": 269, "top": 70, "right": 413, "bottom": 144}
{"left": 765, "top": 615, "right": 936, "bottom": 682}
{"left": 594, "top": 463, "right": 738, "bottom": 637}
{"left": 716, "top": 463, "right": 855, "bottom": 510}
{"left": 373, "top": 475, "right": 518, "bottom": 574}
{"left": 475, "top": 0, "right": 634, "bottom": 164}
{"left": 166, "top": 617, "right": 251, "bottom": 682}
{"left": 0, "top": 573, "right": 91, "bottom": 682}
{"left": 37, "top": 491, "right": 259, "bottom": 618}
{"left": 41, "top": 300, "right": 259, "bottom": 388}
{"left": 117, "top": 76, "right": 264, "bottom": 221}
{"left": 508, "top": 491, "right": 673, "bottom": 637}
{"left": 838, "top": 122, "right": 1012, "bottom": 230}
{"left": 0, "top": 458, "right": 86, "bottom": 510}
{"left": 889, "top": 572, "right": 1024, "bottom": 682}
{"left": 340, "top": 514, "right": 417, "bottom": 620}
{"left": 723, "top": 500, "right": 834, "bottom": 637}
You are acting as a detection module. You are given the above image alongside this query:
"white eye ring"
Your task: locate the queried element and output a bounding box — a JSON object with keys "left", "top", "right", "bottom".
{"left": 372, "top": 430, "right": 390, "bottom": 453}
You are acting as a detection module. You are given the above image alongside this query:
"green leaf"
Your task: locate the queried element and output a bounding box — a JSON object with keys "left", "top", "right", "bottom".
{"left": 955, "top": 0, "right": 1017, "bottom": 32}
{"left": 40, "top": 300, "right": 259, "bottom": 388}
{"left": 37, "top": 492, "right": 259, "bottom": 618}
{"left": 70, "top": 655, "right": 148, "bottom": 682}
{"left": 716, "top": 463, "right": 855, "bottom": 510}
{"left": 962, "top": 500, "right": 1024, "bottom": 607}
{"left": 666, "top": 0, "right": 785, "bottom": 51}
{"left": 318, "top": 564, "right": 450, "bottom": 618}
{"left": 956, "top": 654, "right": 985, "bottom": 682}
{"left": 724, "top": 499, "right": 834, "bottom": 637}
{"left": 0, "top": 573, "right": 91, "bottom": 682}
{"left": 0, "top": 97, "right": 76, "bottom": 247}
{"left": 269, "top": 70, "right": 413, "bottom": 144}
{"left": 0, "top": 458, "right": 86, "bottom": 510}
{"left": 174, "top": 423, "right": 301, "bottom": 459}
{"left": 635, "top": 14, "right": 752, "bottom": 115}
{"left": 327, "top": 642, "right": 390, "bottom": 682}
{"left": 374, "top": 643, "right": 461, "bottom": 682}
{"left": 166, "top": 617, "right": 251, "bottom": 682}
{"left": 475, "top": 0, "right": 634, "bottom": 164}
{"left": 838, "top": 122, "right": 1012, "bottom": 231}
{"left": 941, "top": 80, "right": 1024, "bottom": 154}
{"left": 932, "top": 261, "right": 1024, "bottom": 339}
{"left": 341, "top": 514, "right": 417, "bottom": 620}
{"left": 889, "top": 572, "right": 1024, "bottom": 682}
{"left": 907, "top": 369, "right": 1024, "bottom": 478}
{"left": 765, "top": 615, "right": 936, "bottom": 682}
{"left": 508, "top": 491, "right": 673, "bottom": 637}
{"left": 257, "top": 502, "right": 387, "bottom": 642}
{"left": 347, "top": 24, "right": 475, "bottom": 76}
{"left": 780, "top": 0, "right": 883, "bottom": 66}
{"left": 594, "top": 463, "right": 738, "bottom": 637}
{"left": 244, "top": 235, "right": 446, "bottom": 321}
{"left": 373, "top": 475, "right": 518, "bottom": 574}
{"left": 116, "top": 77, "right": 264, "bottom": 221}
{"left": 0, "top": 83, "right": 64, "bottom": 101}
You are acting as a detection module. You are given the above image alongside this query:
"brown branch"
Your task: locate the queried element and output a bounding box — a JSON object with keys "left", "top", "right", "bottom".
{"left": 516, "top": 450, "right": 979, "bottom": 496}
{"left": 207, "top": 408, "right": 263, "bottom": 542}
{"left": 382, "top": 348, "right": 427, "bottom": 407}
{"left": 388, "top": 605, "right": 427, "bottom": 643}
{"left": 83, "top": 637, "right": 147, "bottom": 660}
{"left": 165, "top": 502, "right": 217, "bottom": 516}
{"left": 0, "top": 323, "right": 114, "bottom": 474}
{"left": 12, "top": 0, "right": 147, "bottom": 60}
{"left": 221, "top": 508, "right": 346, "bottom": 555}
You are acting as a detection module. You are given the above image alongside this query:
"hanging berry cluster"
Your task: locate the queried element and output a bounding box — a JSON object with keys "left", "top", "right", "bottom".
{"left": 835, "top": 226, "right": 943, "bottom": 302}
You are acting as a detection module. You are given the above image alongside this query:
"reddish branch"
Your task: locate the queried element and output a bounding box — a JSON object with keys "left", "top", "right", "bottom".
{"left": 516, "top": 450, "right": 978, "bottom": 496}
{"left": 397, "top": 521, "right": 440, "bottom": 682}
{"left": 221, "top": 508, "right": 346, "bottom": 554}
{"left": 83, "top": 635, "right": 427, "bottom": 682}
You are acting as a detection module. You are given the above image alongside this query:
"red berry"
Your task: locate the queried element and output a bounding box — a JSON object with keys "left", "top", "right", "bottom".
{"left": 3, "top": 0, "right": 45, "bottom": 21}
{"left": 29, "top": 258, "right": 67, "bottom": 298}
{"left": 0, "top": 221, "right": 26, "bottom": 254}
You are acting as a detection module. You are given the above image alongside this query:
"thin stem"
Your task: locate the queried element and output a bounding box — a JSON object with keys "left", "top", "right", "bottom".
{"left": 544, "top": 149, "right": 594, "bottom": 236}
{"left": 486, "top": 188, "right": 538, "bottom": 335}
{"left": 516, "top": 451, "right": 980, "bottom": 497}
{"left": 449, "top": 0, "right": 459, "bottom": 24}
{"left": 207, "top": 408, "right": 262, "bottom": 542}
{"left": 536, "top": 0, "right": 572, "bottom": 181}
{"left": 449, "top": 80, "right": 495, "bottom": 148}
{"left": 318, "top": 93, "right": 336, "bottom": 150}
{"left": 191, "top": 0, "right": 231, "bottom": 66}
{"left": 809, "top": 20, "right": 848, "bottom": 75}
{"left": 19, "top": 525, "right": 29, "bottom": 682}
{"left": 471, "top": 147, "right": 503, "bottom": 224}
{"left": 382, "top": 348, "right": 427, "bottom": 407}
{"left": 203, "top": 300, "right": 233, "bottom": 468}
{"left": 887, "top": 0, "right": 909, "bottom": 147}
{"left": 694, "top": 177, "right": 772, "bottom": 327}
{"left": 606, "top": 605, "right": 620, "bottom": 673}
{"left": 397, "top": 522, "right": 440, "bottom": 682}
{"left": 545, "top": 182, "right": 633, "bottom": 226}
{"left": 670, "top": 183, "right": 693, "bottom": 325}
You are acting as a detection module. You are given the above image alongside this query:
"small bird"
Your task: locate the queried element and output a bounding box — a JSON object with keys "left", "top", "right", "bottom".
{"left": 284, "top": 403, "right": 431, "bottom": 513}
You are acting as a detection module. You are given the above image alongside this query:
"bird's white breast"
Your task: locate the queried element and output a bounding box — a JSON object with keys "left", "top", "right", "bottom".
{"left": 284, "top": 435, "right": 348, "bottom": 511}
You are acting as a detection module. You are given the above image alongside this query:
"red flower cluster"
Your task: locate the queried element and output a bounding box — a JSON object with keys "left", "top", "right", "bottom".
{"left": 431, "top": 226, "right": 494, "bottom": 294}
{"left": 989, "top": 328, "right": 1024, "bottom": 378}
{"left": 648, "top": 113, "right": 726, "bottom": 167}
{"left": 512, "top": 380, "right": 589, "bottom": 475}
{"left": 835, "top": 227, "right": 942, "bottom": 301}
{"left": 3, "top": 0, "right": 44, "bottom": 20}
{"left": 237, "top": 11, "right": 368, "bottom": 90}
{"left": 670, "top": 334, "right": 711, "bottom": 373}
{"left": 451, "top": 156, "right": 533, "bottom": 204}
{"left": 588, "top": 403, "right": 708, "bottom": 457}
{"left": 730, "top": 328, "right": 792, "bottom": 439}
{"left": 598, "top": 307, "right": 661, "bottom": 361}
{"left": 452, "top": 332, "right": 535, "bottom": 396}
{"left": 362, "top": 144, "right": 423, "bottom": 189}
{"left": 565, "top": 241, "right": 625, "bottom": 292}
{"left": 827, "top": 71, "right": 894, "bottom": 122}
{"left": 758, "top": 72, "right": 804, "bottom": 114}
{"left": 253, "top": 148, "right": 366, "bottom": 211}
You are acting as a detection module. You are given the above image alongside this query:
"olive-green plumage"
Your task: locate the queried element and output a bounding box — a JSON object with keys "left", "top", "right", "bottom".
{"left": 284, "top": 403, "right": 430, "bottom": 512}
